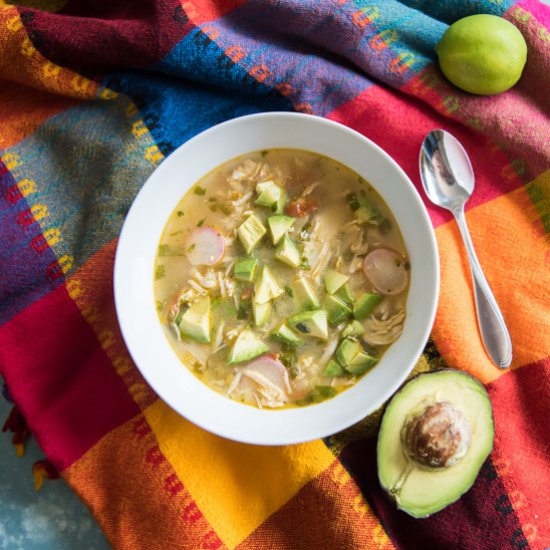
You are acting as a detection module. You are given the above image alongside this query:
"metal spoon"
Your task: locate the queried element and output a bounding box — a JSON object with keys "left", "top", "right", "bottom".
{"left": 419, "top": 129, "right": 512, "bottom": 368}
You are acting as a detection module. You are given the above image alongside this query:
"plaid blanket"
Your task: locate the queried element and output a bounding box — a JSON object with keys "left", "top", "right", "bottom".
{"left": 1, "top": 1, "right": 549, "bottom": 548}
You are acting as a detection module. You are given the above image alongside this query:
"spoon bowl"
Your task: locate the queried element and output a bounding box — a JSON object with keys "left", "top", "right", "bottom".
{"left": 420, "top": 130, "right": 475, "bottom": 212}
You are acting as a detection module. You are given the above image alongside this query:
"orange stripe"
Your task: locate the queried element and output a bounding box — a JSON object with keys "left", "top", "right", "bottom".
{"left": 66, "top": 239, "right": 157, "bottom": 410}
{"left": 0, "top": 79, "right": 76, "bottom": 149}
{"left": 64, "top": 412, "right": 227, "bottom": 550}
{"left": 237, "top": 460, "right": 395, "bottom": 550}
{"left": 432, "top": 178, "right": 550, "bottom": 384}
{"left": 0, "top": 7, "right": 99, "bottom": 99}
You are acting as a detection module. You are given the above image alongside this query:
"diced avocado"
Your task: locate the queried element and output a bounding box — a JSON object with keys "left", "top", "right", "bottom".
{"left": 255, "top": 180, "right": 285, "bottom": 210}
{"left": 324, "top": 294, "right": 352, "bottom": 325}
{"left": 178, "top": 296, "right": 211, "bottom": 343}
{"left": 335, "top": 337, "right": 362, "bottom": 367}
{"left": 355, "top": 204, "right": 380, "bottom": 224}
{"left": 350, "top": 192, "right": 382, "bottom": 225}
{"left": 254, "top": 266, "right": 284, "bottom": 304}
{"left": 336, "top": 283, "right": 354, "bottom": 305}
{"left": 253, "top": 300, "right": 271, "bottom": 327}
{"left": 275, "top": 235, "right": 301, "bottom": 267}
{"left": 234, "top": 258, "right": 258, "bottom": 282}
{"left": 342, "top": 320, "right": 365, "bottom": 338}
{"left": 324, "top": 269, "right": 349, "bottom": 294}
{"left": 354, "top": 292, "right": 383, "bottom": 320}
{"left": 292, "top": 277, "right": 319, "bottom": 310}
{"left": 237, "top": 214, "right": 266, "bottom": 254}
{"left": 308, "top": 385, "right": 337, "bottom": 403}
{"left": 268, "top": 215, "right": 295, "bottom": 245}
{"left": 288, "top": 310, "right": 328, "bottom": 339}
{"left": 345, "top": 352, "right": 377, "bottom": 375}
{"left": 227, "top": 328, "right": 269, "bottom": 364}
{"left": 323, "top": 359, "right": 345, "bottom": 377}
{"left": 271, "top": 323, "right": 303, "bottom": 348}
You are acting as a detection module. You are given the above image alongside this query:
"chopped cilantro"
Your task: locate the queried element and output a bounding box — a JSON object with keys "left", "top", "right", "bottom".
{"left": 193, "top": 186, "right": 206, "bottom": 196}
{"left": 155, "top": 264, "right": 165, "bottom": 280}
{"left": 158, "top": 244, "right": 184, "bottom": 257}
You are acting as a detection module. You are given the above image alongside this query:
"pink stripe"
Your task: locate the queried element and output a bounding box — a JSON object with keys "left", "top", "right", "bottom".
{"left": 327, "top": 85, "right": 526, "bottom": 227}
{"left": 0, "top": 284, "right": 141, "bottom": 470}
{"left": 513, "top": 0, "right": 550, "bottom": 29}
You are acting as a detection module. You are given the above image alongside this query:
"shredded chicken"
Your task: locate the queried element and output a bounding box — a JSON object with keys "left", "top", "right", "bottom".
{"left": 363, "top": 310, "right": 406, "bottom": 346}
{"left": 243, "top": 370, "right": 287, "bottom": 405}
{"left": 192, "top": 268, "right": 218, "bottom": 289}
{"left": 179, "top": 341, "right": 209, "bottom": 366}
{"left": 212, "top": 322, "right": 226, "bottom": 352}
{"left": 187, "top": 279, "right": 207, "bottom": 294}
{"left": 217, "top": 271, "right": 226, "bottom": 298}
{"left": 301, "top": 181, "right": 320, "bottom": 197}
{"left": 226, "top": 370, "right": 242, "bottom": 397}
{"left": 319, "top": 334, "right": 340, "bottom": 366}
{"left": 235, "top": 190, "right": 253, "bottom": 205}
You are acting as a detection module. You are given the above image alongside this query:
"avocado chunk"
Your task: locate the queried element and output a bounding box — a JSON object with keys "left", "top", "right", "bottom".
{"left": 275, "top": 235, "right": 301, "bottom": 268}
{"left": 345, "top": 351, "right": 377, "bottom": 375}
{"left": 324, "top": 269, "right": 349, "bottom": 295}
{"left": 288, "top": 310, "right": 328, "bottom": 339}
{"left": 355, "top": 203, "right": 380, "bottom": 224}
{"left": 253, "top": 300, "right": 271, "bottom": 327}
{"left": 268, "top": 215, "right": 295, "bottom": 244}
{"left": 335, "top": 337, "right": 362, "bottom": 367}
{"left": 324, "top": 294, "right": 352, "bottom": 325}
{"left": 227, "top": 328, "right": 269, "bottom": 364}
{"left": 234, "top": 258, "right": 258, "bottom": 282}
{"left": 255, "top": 180, "right": 286, "bottom": 212}
{"left": 292, "top": 277, "right": 319, "bottom": 311}
{"left": 178, "top": 296, "right": 211, "bottom": 343}
{"left": 254, "top": 266, "right": 284, "bottom": 304}
{"left": 237, "top": 214, "right": 266, "bottom": 254}
{"left": 271, "top": 323, "right": 303, "bottom": 348}
{"left": 323, "top": 359, "right": 345, "bottom": 377}
{"left": 377, "top": 370, "right": 494, "bottom": 519}
{"left": 354, "top": 292, "right": 383, "bottom": 320}
{"left": 342, "top": 320, "right": 365, "bottom": 338}
{"left": 336, "top": 283, "right": 354, "bottom": 306}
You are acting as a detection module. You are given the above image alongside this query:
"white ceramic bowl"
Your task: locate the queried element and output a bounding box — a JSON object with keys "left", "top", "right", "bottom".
{"left": 114, "top": 112, "right": 439, "bottom": 445}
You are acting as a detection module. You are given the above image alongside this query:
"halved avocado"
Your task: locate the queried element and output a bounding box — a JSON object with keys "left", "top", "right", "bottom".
{"left": 377, "top": 370, "right": 494, "bottom": 518}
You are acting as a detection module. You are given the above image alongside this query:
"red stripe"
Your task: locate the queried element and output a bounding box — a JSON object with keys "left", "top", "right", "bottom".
{"left": 488, "top": 357, "right": 550, "bottom": 549}
{"left": 0, "top": 283, "right": 141, "bottom": 470}
{"left": 327, "top": 85, "right": 527, "bottom": 227}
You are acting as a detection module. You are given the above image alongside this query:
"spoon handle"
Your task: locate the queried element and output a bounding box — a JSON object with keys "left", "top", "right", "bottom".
{"left": 454, "top": 207, "right": 513, "bottom": 368}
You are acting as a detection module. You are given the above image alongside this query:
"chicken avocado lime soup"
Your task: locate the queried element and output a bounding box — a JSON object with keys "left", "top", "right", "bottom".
{"left": 154, "top": 150, "right": 410, "bottom": 409}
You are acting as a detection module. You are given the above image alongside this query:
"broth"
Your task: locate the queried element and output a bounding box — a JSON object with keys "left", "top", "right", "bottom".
{"left": 154, "top": 150, "right": 409, "bottom": 408}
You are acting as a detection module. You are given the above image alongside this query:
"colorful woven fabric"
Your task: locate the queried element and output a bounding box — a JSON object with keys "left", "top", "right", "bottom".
{"left": 1, "top": 0, "right": 549, "bottom": 548}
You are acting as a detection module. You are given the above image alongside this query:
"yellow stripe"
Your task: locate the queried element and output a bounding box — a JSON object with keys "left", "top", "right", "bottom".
{"left": 144, "top": 400, "right": 335, "bottom": 549}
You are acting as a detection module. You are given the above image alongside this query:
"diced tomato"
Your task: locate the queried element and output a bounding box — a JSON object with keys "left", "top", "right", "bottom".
{"left": 284, "top": 198, "right": 318, "bottom": 217}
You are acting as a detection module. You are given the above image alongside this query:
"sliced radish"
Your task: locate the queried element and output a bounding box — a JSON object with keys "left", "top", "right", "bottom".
{"left": 362, "top": 248, "right": 408, "bottom": 296}
{"left": 242, "top": 356, "right": 290, "bottom": 393}
{"left": 185, "top": 227, "right": 226, "bottom": 266}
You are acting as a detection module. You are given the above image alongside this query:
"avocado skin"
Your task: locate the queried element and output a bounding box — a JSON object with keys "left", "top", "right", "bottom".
{"left": 377, "top": 369, "right": 494, "bottom": 518}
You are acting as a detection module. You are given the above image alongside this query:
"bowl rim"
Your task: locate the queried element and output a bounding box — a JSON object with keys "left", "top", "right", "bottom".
{"left": 114, "top": 112, "right": 440, "bottom": 445}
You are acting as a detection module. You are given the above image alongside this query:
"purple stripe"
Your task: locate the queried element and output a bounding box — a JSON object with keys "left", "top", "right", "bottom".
{"left": 0, "top": 162, "right": 62, "bottom": 325}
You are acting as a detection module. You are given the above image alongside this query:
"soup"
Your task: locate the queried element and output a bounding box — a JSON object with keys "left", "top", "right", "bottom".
{"left": 154, "top": 150, "right": 409, "bottom": 408}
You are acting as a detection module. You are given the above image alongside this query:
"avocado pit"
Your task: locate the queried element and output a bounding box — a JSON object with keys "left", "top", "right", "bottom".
{"left": 401, "top": 401, "right": 471, "bottom": 469}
